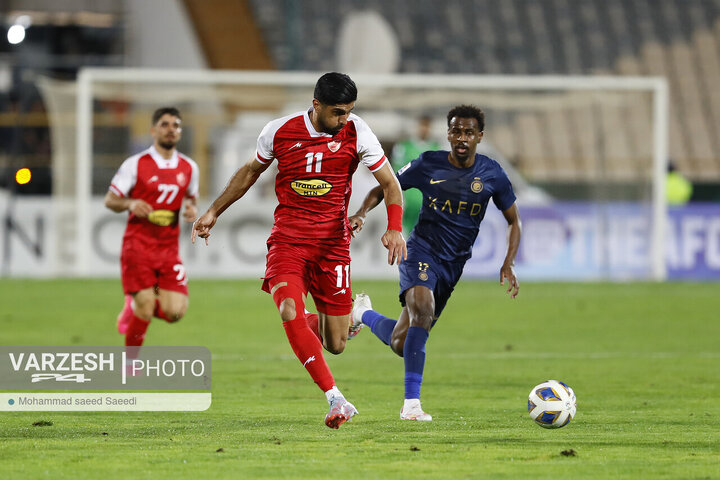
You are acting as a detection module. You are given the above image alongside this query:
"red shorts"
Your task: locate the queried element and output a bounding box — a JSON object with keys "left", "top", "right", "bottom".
{"left": 120, "top": 246, "right": 188, "bottom": 296}
{"left": 261, "top": 242, "right": 352, "bottom": 316}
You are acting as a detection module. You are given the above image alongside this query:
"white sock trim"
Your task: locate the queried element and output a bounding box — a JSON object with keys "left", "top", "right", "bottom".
{"left": 325, "top": 386, "right": 342, "bottom": 402}
{"left": 403, "top": 398, "right": 421, "bottom": 409}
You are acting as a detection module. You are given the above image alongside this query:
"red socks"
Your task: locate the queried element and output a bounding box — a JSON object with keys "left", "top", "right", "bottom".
{"left": 305, "top": 312, "right": 322, "bottom": 342}
{"left": 282, "top": 317, "right": 335, "bottom": 392}
{"left": 269, "top": 277, "right": 334, "bottom": 392}
{"left": 125, "top": 313, "right": 150, "bottom": 347}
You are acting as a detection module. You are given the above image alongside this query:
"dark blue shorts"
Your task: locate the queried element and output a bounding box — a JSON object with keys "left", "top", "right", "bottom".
{"left": 398, "top": 243, "right": 466, "bottom": 318}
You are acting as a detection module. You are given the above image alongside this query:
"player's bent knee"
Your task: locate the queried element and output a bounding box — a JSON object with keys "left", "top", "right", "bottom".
{"left": 324, "top": 337, "right": 346, "bottom": 355}
{"left": 164, "top": 308, "right": 186, "bottom": 323}
{"left": 270, "top": 281, "right": 305, "bottom": 323}
{"left": 278, "top": 298, "right": 297, "bottom": 322}
{"left": 390, "top": 337, "right": 405, "bottom": 357}
{"left": 157, "top": 295, "right": 188, "bottom": 323}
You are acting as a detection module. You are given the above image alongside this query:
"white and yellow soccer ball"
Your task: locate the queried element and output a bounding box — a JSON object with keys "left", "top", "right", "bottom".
{"left": 528, "top": 380, "right": 577, "bottom": 428}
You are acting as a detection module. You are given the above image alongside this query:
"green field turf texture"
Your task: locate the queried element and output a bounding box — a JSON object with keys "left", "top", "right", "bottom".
{"left": 0, "top": 279, "right": 718, "bottom": 479}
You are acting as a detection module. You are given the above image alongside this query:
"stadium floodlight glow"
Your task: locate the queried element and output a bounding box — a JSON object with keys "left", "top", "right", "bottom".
{"left": 7, "top": 24, "right": 25, "bottom": 45}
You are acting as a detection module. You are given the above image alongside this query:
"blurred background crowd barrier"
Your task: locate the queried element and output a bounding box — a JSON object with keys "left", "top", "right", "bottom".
{"left": 0, "top": 0, "right": 719, "bottom": 280}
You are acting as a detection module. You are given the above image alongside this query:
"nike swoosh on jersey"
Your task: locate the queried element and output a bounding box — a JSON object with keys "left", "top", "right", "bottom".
{"left": 429, "top": 179, "right": 446, "bottom": 184}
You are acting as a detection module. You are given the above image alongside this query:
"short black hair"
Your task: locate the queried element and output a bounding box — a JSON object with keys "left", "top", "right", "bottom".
{"left": 313, "top": 72, "right": 357, "bottom": 105}
{"left": 447, "top": 105, "right": 485, "bottom": 131}
{"left": 152, "top": 107, "right": 181, "bottom": 125}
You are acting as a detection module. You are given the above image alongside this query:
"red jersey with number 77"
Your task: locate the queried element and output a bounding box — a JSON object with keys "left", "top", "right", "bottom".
{"left": 109, "top": 145, "right": 199, "bottom": 253}
{"left": 256, "top": 109, "right": 388, "bottom": 247}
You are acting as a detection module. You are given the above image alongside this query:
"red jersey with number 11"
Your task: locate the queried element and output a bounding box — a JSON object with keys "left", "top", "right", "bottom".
{"left": 109, "top": 146, "right": 199, "bottom": 252}
{"left": 256, "top": 109, "right": 387, "bottom": 246}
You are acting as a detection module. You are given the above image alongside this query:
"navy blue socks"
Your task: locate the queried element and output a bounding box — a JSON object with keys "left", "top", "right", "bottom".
{"left": 362, "top": 310, "right": 430, "bottom": 400}
{"left": 403, "top": 326, "right": 429, "bottom": 399}
{"left": 361, "top": 309, "right": 396, "bottom": 346}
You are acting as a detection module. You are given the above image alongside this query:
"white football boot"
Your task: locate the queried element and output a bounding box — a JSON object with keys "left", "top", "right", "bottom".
{"left": 400, "top": 399, "right": 432, "bottom": 421}
{"left": 348, "top": 293, "right": 372, "bottom": 340}
{"left": 324, "top": 396, "right": 358, "bottom": 429}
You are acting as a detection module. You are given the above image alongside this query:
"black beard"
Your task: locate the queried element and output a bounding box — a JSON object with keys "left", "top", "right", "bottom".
{"left": 319, "top": 118, "right": 343, "bottom": 136}
{"left": 158, "top": 140, "right": 176, "bottom": 150}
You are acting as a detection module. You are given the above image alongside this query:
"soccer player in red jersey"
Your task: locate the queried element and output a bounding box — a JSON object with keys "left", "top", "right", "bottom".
{"left": 192, "top": 73, "right": 406, "bottom": 428}
{"left": 105, "top": 107, "right": 199, "bottom": 356}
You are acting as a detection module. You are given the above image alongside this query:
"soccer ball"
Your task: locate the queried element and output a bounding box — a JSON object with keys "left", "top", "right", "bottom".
{"left": 528, "top": 380, "right": 577, "bottom": 428}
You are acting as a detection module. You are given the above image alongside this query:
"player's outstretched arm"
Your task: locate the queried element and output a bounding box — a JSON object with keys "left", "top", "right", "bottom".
{"left": 104, "top": 191, "right": 152, "bottom": 217}
{"left": 192, "top": 158, "right": 270, "bottom": 245}
{"left": 500, "top": 203, "right": 522, "bottom": 298}
{"left": 373, "top": 163, "right": 407, "bottom": 265}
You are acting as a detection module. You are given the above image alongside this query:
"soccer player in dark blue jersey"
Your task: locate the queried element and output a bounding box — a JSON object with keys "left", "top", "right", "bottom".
{"left": 348, "top": 105, "right": 521, "bottom": 421}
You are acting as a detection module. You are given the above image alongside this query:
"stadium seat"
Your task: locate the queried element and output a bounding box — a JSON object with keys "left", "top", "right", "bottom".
{"left": 244, "top": 0, "right": 720, "bottom": 181}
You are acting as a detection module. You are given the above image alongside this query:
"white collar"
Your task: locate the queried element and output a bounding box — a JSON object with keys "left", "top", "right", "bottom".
{"left": 148, "top": 145, "right": 179, "bottom": 169}
{"left": 303, "top": 107, "right": 332, "bottom": 138}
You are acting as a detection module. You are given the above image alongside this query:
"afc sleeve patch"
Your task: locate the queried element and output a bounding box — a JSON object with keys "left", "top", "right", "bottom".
{"left": 397, "top": 161, "right": 412, "bottom": 175}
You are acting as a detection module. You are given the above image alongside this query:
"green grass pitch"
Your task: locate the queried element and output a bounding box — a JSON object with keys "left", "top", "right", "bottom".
{"left": 0, "top": 278, "right": 718, "bottom": 479}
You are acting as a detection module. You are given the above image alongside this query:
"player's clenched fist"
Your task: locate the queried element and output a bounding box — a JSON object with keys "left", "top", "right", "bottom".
{"left": 192, "top": 211, "right": 217, "bottom": 246}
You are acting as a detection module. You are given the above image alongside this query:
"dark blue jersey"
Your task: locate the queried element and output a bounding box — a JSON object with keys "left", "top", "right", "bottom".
{"left": 397, "top": 150, "right": 516, "bottom": 262}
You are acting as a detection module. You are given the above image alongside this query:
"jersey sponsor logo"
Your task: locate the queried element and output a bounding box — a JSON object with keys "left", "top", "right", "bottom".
{"left": 471, "top": 177, "right": 484, "bottom": 193}
{"left": 327, "top": 140, "right": 341, "bottom": 152}
{"left": 147, "top": 209, "right": 177, "bottom": 226}
{"left": 428, "top": 197, "right": 484, "bottom": 215}
{"left": 430, "top": 179, "right": 446, "bottom": 184}
{"left": 176, "top": 172, "right": 187, "bottom": 187}
{"left": 290, "top": 179, "right": 333, "bottom": 197}
{"left": 148, "top": 175, "right": 159, "bottom": 184}
{"left": 288, "top": 142, "right": 304, "bottom": 150}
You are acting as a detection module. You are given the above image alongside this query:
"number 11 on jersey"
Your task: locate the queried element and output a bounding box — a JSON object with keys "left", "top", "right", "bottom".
{"left": 305, "top": 152, "right": 323, "bottom": 172}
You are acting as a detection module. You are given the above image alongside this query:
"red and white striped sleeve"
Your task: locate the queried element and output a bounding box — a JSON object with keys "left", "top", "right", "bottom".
{"left": 351, "top": 114, "right": 388, "bottom": 172}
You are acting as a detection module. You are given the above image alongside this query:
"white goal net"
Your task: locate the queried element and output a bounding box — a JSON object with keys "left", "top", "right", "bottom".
{"left": 27, "top": 69, "right": 668, "bottom": 280}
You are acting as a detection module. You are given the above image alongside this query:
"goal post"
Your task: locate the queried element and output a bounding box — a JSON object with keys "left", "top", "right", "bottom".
{"left": 70, "top": 69, "right": 669, "bottom": 280}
